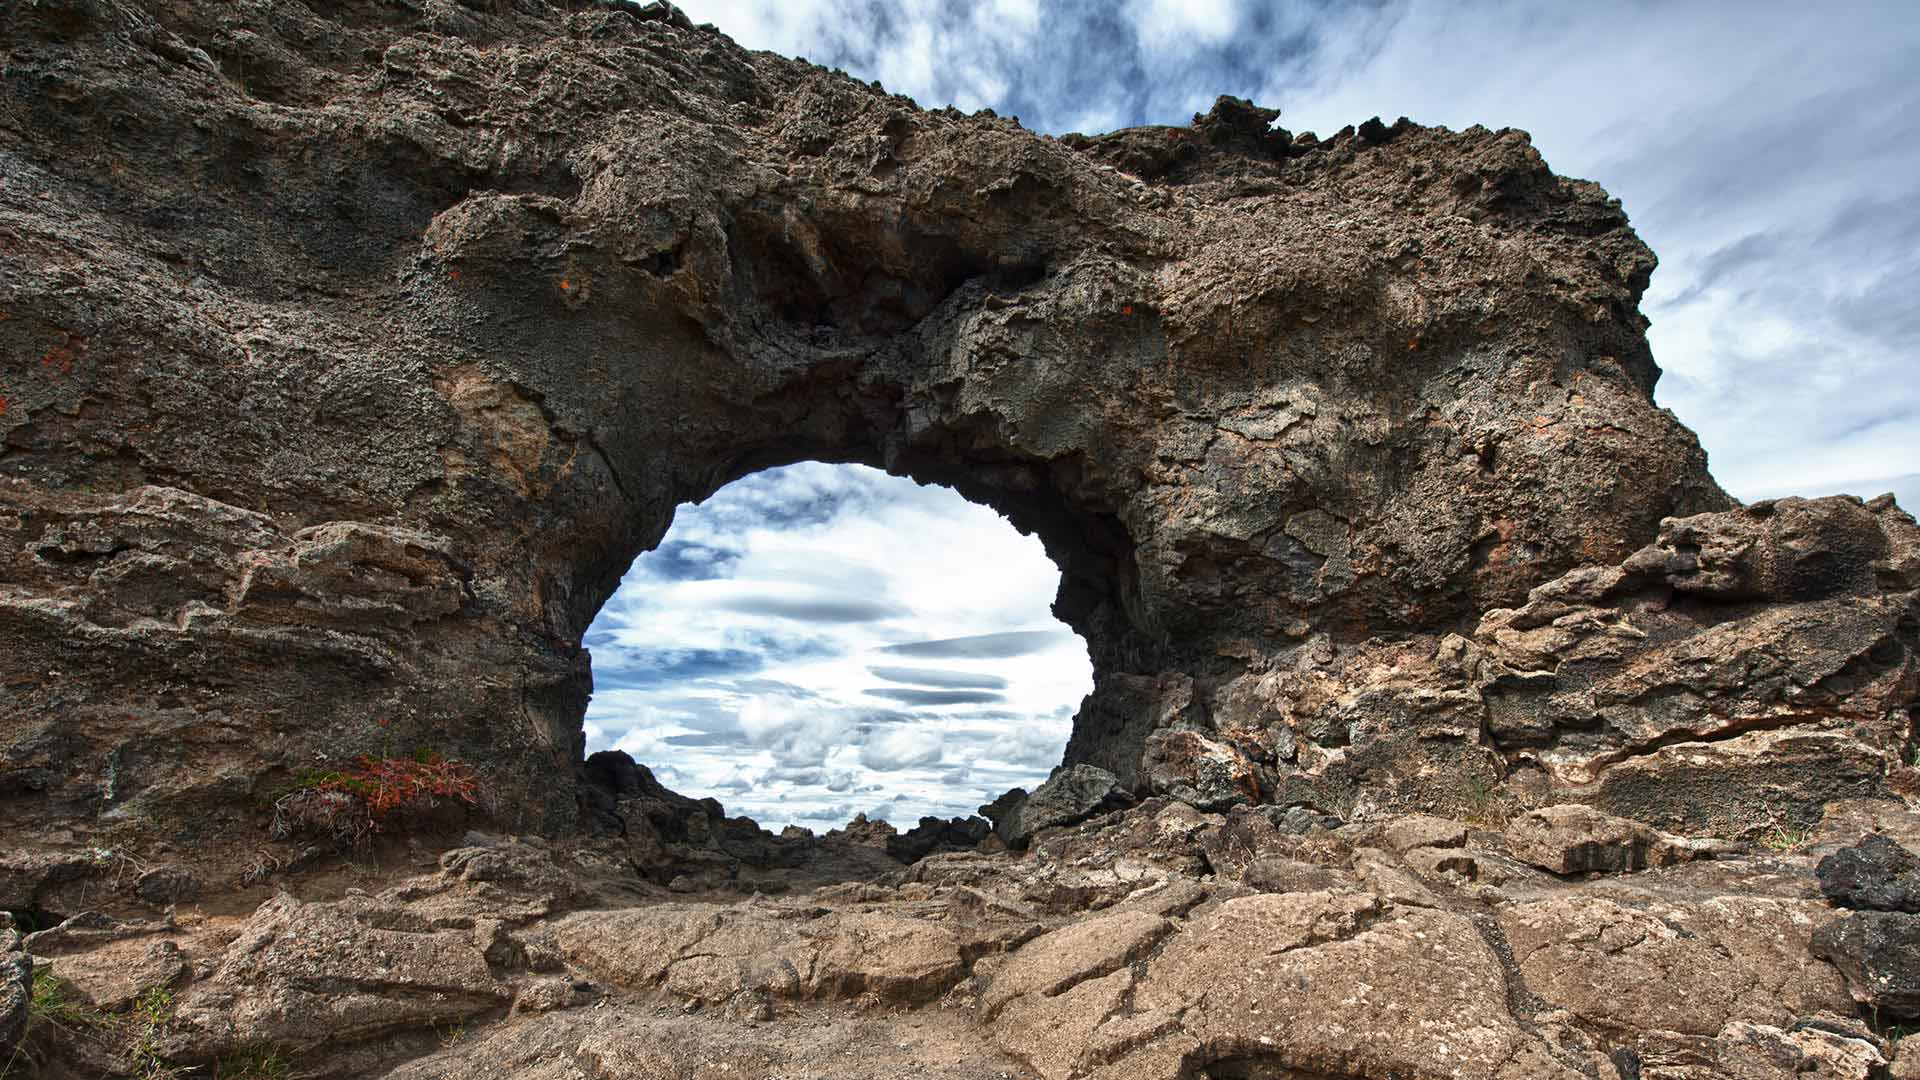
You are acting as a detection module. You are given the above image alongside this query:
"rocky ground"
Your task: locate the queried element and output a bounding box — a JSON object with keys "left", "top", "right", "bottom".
{"left": 8, "top": 773, "right": 1920, "bottom": 1079}
{"left": 5, "top": 1, "right": 1920, "bottom": 1076}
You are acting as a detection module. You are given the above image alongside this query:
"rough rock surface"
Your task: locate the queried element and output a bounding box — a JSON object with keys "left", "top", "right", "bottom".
{"left": 0, "top": 913, "right": 28, "bottom": 1064}
{"left": 1001, "top": 764, "right": 1133, "bottom": 847}
{"left": 4, "top": 2, "right": 1920, "bottom": 1076}
{"left": 1504, "top": 803, "right": 1720, "bottom": 875}
{"left": 1817, "top": 834, "right": 1920, "bottom": 912}
{"left": 14, "top": 795, "right": 1912, "bottom": 1079}
{"left": 1811, "top": 911, "right": 1920, "bottom": 1019}
{"left": 15, "top": 0, "right": 1915, "bottom": 905}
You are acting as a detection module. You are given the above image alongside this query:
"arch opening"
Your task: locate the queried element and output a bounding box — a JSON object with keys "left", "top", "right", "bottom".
{"left": 580, "top": 462, "right": 1093, "bottom": 831}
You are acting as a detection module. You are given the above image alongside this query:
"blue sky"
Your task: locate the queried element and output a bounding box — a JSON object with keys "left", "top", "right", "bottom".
{"left": 586, "top": 0, "right": 1920, "bottom": 828}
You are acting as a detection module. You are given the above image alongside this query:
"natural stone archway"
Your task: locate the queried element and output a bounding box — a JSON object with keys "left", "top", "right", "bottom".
{"left": 2, "top": 0, "right": 1915, "bottom": 905}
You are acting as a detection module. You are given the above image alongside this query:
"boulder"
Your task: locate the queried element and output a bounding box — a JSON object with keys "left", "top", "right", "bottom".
{"left": 1817, "top": 834, "right": 1920, "bottom": 912}
{"left": 1810, "top": 911, "right": 1920, "bottom": 1018}
{"left": 35, "top": 938, "right": 189, "bottom": 1012}
{"left": 978, "top": 910, "right": 1172, "bottom": 1021}
{"left": 887, "top": 816, "right": 991, "bottom": 862}
{"left": 131, "top": 866, "right": 202, "bottom": 907}
{"left": 549, "top": 904, "right": 963, "bottom": 1007}
{"left": 1503, "top": 803, "right": 1716, "bottom": 875}
{"left": 1132, "top": 893, "right": 1588, "bottom": 1079}
{"left": 168, "top": 894, "right": 508, "bottom": 1055}
{"left": 1001, "top": 766, "right": 1133, "bottom": 847}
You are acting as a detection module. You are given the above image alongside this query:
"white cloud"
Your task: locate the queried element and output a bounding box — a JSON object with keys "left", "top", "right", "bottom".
{"left": 1126, "top": 0, "right": 1243, "bottom": 56}
{"left": 584, "top": 463, "right": 1092, "bottom": 829}
{"left": 859, "top": 726, "right": 947, "bottom": 770}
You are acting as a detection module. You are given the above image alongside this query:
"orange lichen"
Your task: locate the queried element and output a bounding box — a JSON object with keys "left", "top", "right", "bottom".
{"left": 40, "top": 334, "right": 85, "bottom": 375}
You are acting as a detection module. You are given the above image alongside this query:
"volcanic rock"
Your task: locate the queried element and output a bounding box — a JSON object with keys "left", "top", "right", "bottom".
{"left": 1811, "top": 911, "right": 1920, "bottom": 1019}
{"left": 1817, "top": 834, "right": 1920, "bottom": 912}
{"left": 1500, "top": 894, "right": 1853, "bottom": 1035}
{"left": 168, "top": 893, "right": 509, "bottom": 1055}
{"left": 0, "top": 914, "right": 28, "bottom": 1064}
{"left": 3, "top": 2, "right": 1920, "bottom": 1076}
{"left": 6, "top": 0, "right": 1866, "bottom": 903}
{"left": 1001, "top": 764, "right": 1133, "bottom": 847}
{"left": 1504, "top": 803, "right": 1719, "bottom": 875}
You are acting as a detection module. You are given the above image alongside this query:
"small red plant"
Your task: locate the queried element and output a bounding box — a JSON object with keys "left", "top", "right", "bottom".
{"left": 271, "top": 752, "right": 479, "bottom": 848}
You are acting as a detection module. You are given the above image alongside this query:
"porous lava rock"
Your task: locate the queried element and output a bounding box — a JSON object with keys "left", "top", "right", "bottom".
{"left": 0, "top": 0, "right": 1915, "bottom": 928}
{"left": 10, "top": 790, "right": 1917, "bottom": 1079}
{"left": 0, "top": 913, "right": 28, "bottom": 1065}
{"left": 1503, "top": 803, "right": 1718, "bottom": 875}
{"left": 1812, "top": 910, "right": 1920, "bottom": 1019}
{"left": 1817, "top": 833, "right": 1920, "bottom": 912}
{"left": 1000, "top": 764, "right": 1133, "bottom": 847}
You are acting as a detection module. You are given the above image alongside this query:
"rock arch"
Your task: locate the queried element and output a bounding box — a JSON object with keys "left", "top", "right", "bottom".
{"left": 3, "top": 0, "right": 1913, "bottom": 902}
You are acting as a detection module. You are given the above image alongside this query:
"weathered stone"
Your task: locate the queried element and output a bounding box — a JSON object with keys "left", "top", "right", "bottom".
{"left": 1891, "top": 1033, "right": 1920, "bottom": 1079}
{"left": 1817, "top": 834, "right": 1920, "bottom": 912}
{"left": 978, "top": 910, "right": 1171, "bottom": 1020}
{"left": 992, "top": 967, "right": 1135, "bottom": 1080}
{"left": 1810, "top": 911, "right": 1920, "bottom": 1018}
{"left": 1371, "top": 813, "right": 1469, "bottom": 854}
{"left": 132, "top": 865, "right": 202, "bottom": 906}
{"left": 1403, "top": 845, "right": 1480, "bottom": 881}
{"left": 550, "top": 903, "right": 963, "bottom": 1006}
{"left": 946, "top": 887, "right": 1045, "bottom": 963}
{"left": 169, "top": 893, "right": 508, "bottom": 1056}
{"left": 1002, "top": 765, "right": 1133, "bottom": 847}
{"left": 1634, "top": 1021, "right": 1888, "bottom": 1080}
{"left": 1140, "top": 727, "right": 1261, "bottom": 811}
{"left": 0, "top": 913, "right": 28, "bottom": 1064}
{"left": 38, "top": 938, "right": 189, "bottom": 1012}
{"left": 1241, "top": 856, "right": 1343, "bottom": 894}
{"left": 1504, "top": 803, "right": 1713, "bottom": 875}
{"left": 886, "top": 816, "right": 991, "bottom": 862}
{"left": 1500, "top": 895, "right": 1852, "bottom": 1035}
{"left": 1134, "top": 893, "right": 1586, "bottom": 1078}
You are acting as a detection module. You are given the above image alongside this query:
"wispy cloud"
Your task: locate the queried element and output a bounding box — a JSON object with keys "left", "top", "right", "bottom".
{"left": 584, "top": 463, "right": 1090, "bottom": 828}
{"left": 868, "top": 665, "right": 1011, "bottom": 690}
{"left": 875, "top": 630, "right": 1076, "bottom": 659}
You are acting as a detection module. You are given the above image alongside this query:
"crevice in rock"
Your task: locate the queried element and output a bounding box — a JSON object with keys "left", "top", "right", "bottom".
{"left": 1465, "top": 910, "right": 1610, "bottom": 1080}
{"left": 3, "top": 907, "right": 69, "bottom": 934}
{"left": 1578, "top": 708, "right": 1857, "bottom": 776}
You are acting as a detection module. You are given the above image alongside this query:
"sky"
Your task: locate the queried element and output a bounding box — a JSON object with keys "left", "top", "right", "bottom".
{"left": 585, "top": 0, "right": 1920, "bottom": 828}
{"left": 584, "top": 463, "right": 1090, "bottom": 830}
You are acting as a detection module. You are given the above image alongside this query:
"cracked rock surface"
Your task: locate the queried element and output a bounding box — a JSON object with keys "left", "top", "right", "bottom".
{"left": 16, "top": 797, "right": 1920, "bottom": 1079}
